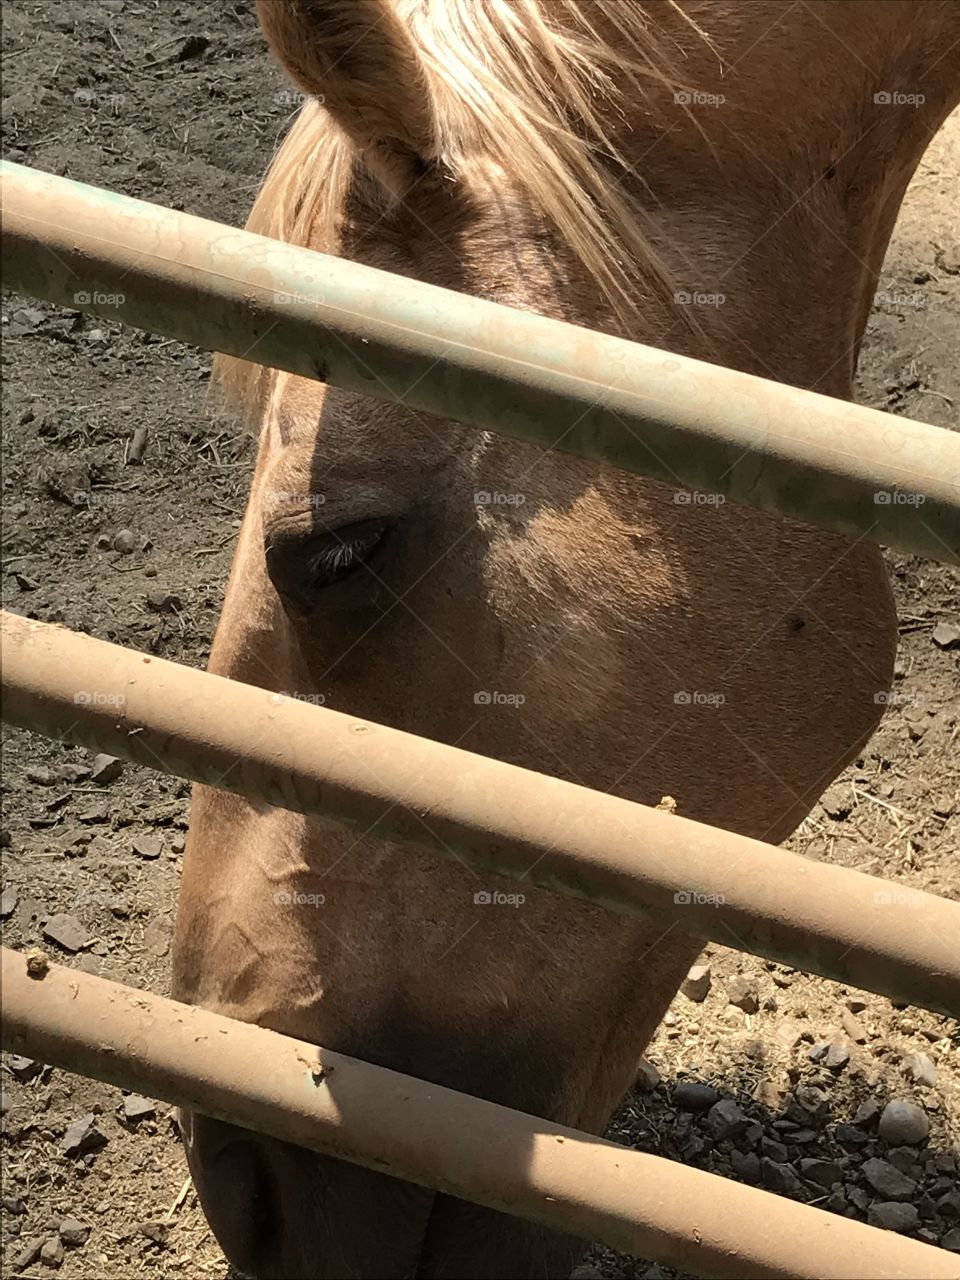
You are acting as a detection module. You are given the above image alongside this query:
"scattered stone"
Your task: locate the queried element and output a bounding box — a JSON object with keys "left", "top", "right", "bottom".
{"left": 146, "top": 591, "right": 182, "bottom": 614}
{"left": 681, "top": 964, "right": 711, "bottom": 1003}
{"left": 867, "top": 1202, "right": 920, "bottom": 1234}
{"left": 61, "top": 1114, "right": 107, "bottom": 1159}
{"left": 89, "top": 754, "right": 123, "bottom": 785}
{"left": 820, "top": 784, "right": 852, "bottom": 820}
{"left": 570, "top": 1267, "right": 602, "bottom": 1280}
{"left": 844, "top": 996, "right": 868, "bottom": 1013}
{"left": 835, "top": 1124, "right": 869, "bottom": 1149}
{"left": 886, "top": 1147, "right": 920, "bottom": 1176}
{"left": 931, "top": 621, "right": 960, "bottom": 649}
{"left": 730, "top": 1150, "right": 761, "bottom": 1183}
{"left": 3, "top": 1195, "right": 27, "bottom": 1214}
{"left": 112, "top": 528, "right": 138, "bottom": 555}
{"left": 634, "top": 1060, "right": 660, "bottom": 1093}
{"left": 760, "top": 1137, "right": 788, "bottom": 1163}
{"left": 8, "top": 1055, "right": 42, "bottom": 1083}
{"left": 799, "top": 1158, "right": 843, "bottom": 1189}
{"left": 752, "top": 1079, "right": 783, "bottom": 1109}
{"left": 39, "top": 1236, "right": 64, "bottom": 1268}
{"left": 1, "top": 888, "right": 19, "bottom": 918}
{"left": 824, "top": 1040, "right": 850, "bottom": 1070}
{"left": 760, "top": 1158, "right": 802, "bottom": 1197}
{"left": 726, "top": 977, "right": 759, "bottom": 1013}
{"left": 852, "top": 1097, "right": 881, "bottom": 1128}
{"left": 841, "top": 1008, "right": 867, "bottom": 1042}
{"left": 862, "top": 1157, "right": 916, "bottom": 1201}
{"left": 848, "top": 1186, "right": 871, "bottom": 1212}
{"left": 12, "top": 1238, "right": 44, "bottom": 1272}
{"left": 902, "top": 1052, "right": 936, "bottom": 1088}
{"left": 135, "top": 1220, "right": 170, "bottom": 1246}
{"left": 132, "top": 834, "right": 163, "bottom": 860}
{"left": 878, "top": 1100, "right": 929, "bottom": 1146}
{"left": 791, "top": 1085, "right": 830, "bottom": 1123}
{"left": 26, "top": 765, "right": 57, "bottom": 785}
{"left": 705, "top": 1098, "right": 749, "bottom": 1140}
{"left": 26, "top": 948, "right": 50, "bottom": 978}
{"left": 942, "top": 1228, "right": 960, "bottom": 1253}
{"left": 122, "top": 1094, "right": 156, "bottom": 1122}
{"left": 42, "top": 913, "right": 89, "bottom": 953}
{"left": 937, "top": 1190, "right": 960, "bottom": 1218}
{"left": 58, "top": 1218, "right": 91, "bottom": 1247}
{"left": 775, "top": 1019, "right": 803, "bottom": 1049}
{"left": 673, "top": 1082, "right": 719, "bottom": 1112}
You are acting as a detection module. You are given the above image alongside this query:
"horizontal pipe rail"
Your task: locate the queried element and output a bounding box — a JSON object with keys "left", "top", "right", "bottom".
{"left": 2, "top": 949, "right": 954, "bottom": 1280}
{"left": 3, "top": 611, "right": 958, "bottom": 1016}
{"left": 2, "top": 160, "right": 958, "bottom": 564}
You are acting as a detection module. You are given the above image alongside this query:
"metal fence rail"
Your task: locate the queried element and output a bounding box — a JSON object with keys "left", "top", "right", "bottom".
{"left": 2, "top": 159, "right": 959, "bottom": 563}
{"left": 4, "top": 610, "right": 958, "bottom": 1016}
{"left": 3, "top": 948, "right": 955, "bottom": 1280}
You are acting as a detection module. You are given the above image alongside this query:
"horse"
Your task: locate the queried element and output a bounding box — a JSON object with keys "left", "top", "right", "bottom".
{"left": 171, "top": 2, "right": 960, "bottom": 1276}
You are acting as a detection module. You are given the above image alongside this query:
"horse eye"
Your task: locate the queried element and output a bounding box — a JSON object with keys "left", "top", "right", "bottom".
{"left": 265, "top": 520, "right": 393, "bottom": 610}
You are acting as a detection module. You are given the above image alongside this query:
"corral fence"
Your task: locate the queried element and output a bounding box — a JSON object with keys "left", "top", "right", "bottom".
{"left": 1, "top": 160, "right": 959, "bottom": 1280}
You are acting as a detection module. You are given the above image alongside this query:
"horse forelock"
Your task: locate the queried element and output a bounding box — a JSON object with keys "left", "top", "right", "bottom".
{"left": 217, "top": 0, "right": 714, "bottom": 422}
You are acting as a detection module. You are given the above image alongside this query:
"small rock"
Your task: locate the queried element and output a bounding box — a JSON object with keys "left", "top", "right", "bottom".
{"left": 8, "top": 1055, "right": 42, "bottom": 1083}
{"left": 878, "top": 1100, "right": 929, "bottom": 1146}
{"left": 3, "top": 1195, "right": 27, "bottom": 1214}
{"left": 146, "top": 591, "right": 182, "bottom": 614}
{"left": 902, "top": 1052, "right": 936, "bottom": 1088}
{"left": 135, "top": 1220, "right": 170, "bottom": 1246}
{"left": 570, "top": 1267, "right": 602, "bottom": 1280}
{"left": 792, "top": 1085, "right": 830, "bottom": 1122}
{"left": 845, "top": 996, "right": 868, "bottom": 1013}
{"left": 132, "top": 834, "right": 163, "bottom": 860}
{"left": 886, "top": 1147, "right": 920, "bottom": 1176}
{"left": 61, "top": 1114, "right": 107, "bottom": 1159}
{"left": 12, "top": 1238, "right": 44, "bottom": 1272}
{"left": 835, "top": 1123, "right": 869, "bottom": 1148}
{"left": 726, "top": 976, "right": 759, "bottom": 1013}
{"left": 799, "top": 1158, "right": 843, "bottom": 1188}
{"left": 931, "top": 621, "right": 960, "bottom": 649}
{"left": 705, "top": 1098, "right": 749, "bottom": 1139}
{"left": 122, "top": 1094, "right": 156, "bottom": 1122}
{"left": 824, "top": 1040, "right": 850, "bottom": 1070}
{"left": 730, "top": 1150, "right": 761, "bottom": 1183}
{"left": 26, "top": 948, "right": 50, "bottom": 978}
{"left": 42, "top": 913, "right": 89, "bottom": 953}
{"left": 681, "top": 964, "right": 711, "bottom": 1003}
{"left": 1, "top": 888, "right": 19, "bottom": 918}
{"left": 634, "top": 1059, "right": 660, "bottom": 1093}
{"left": 89, "top": 754, "right": 123, "bottom": 785}
{"left": 841, "top": 1008, "right": 867, "bottom": 1042}
{"left": 937, "top": 1190, "right": 960, "bottom": 1218}
{"left": 852, "top": 1097, "right": 881, "bottom": 1128}
{"left": 775, "top": 1019, "right": 803, "bottom": 1049}
{"left": 862, "top": 1157, "right": 916, "bottom": 1201}
{"left": 942, "top": 1228, "right": 960, "bottom": 1253}
{"left": 760, "top": 1137, "right": 788, "bottom": 1163}
{"left": 26, "top": 765, "right": 57, "bottom": 785}
{"left": 867, "top": 1202, "right": 920, "bottom": 1234}
{"left": 820, "top": 784, "right": 852, "bottom": 820}
{"left": 39, "top": 1236, "right": 64, "bottom": 1268}
{"left": 673, "top": 1081, "right": 719, "bottom": 1112}
{"left": 58, "top": 1218, "right": 90, "bottom": 1247}
{"left": 112, "top": 528, "right": 138, "bottom": 554}
{"left": 760, "top": 1158, "right": 802, "bottom": 1197}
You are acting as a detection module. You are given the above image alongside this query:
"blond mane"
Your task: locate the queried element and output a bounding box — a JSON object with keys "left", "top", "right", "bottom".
{"left": 219, "top": 0, "right": 712, "bottom": 418}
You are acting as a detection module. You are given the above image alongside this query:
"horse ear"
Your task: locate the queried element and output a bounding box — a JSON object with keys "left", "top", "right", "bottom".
{"left": 256, "top": 0, "right": 438, "bottom": 188}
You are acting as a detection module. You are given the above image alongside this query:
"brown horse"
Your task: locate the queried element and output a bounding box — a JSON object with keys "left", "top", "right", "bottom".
{"left": 172, "top": 2, "right": 960, "bottom": 1276}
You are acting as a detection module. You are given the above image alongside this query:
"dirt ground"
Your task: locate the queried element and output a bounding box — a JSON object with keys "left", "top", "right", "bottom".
{"left": 1, "top": 3, "right": 958, "bottom": 1278}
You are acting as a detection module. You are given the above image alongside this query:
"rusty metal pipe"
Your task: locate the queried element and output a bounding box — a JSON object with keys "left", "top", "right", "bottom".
{"left": 2, "top": 160, "right": 958, "bottom": 563}
{"left": 2, "top": 948, "right": 955, "bottom": 1280}
{"left": 3, "top": 611, "right": 958, "bottom": 1016}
